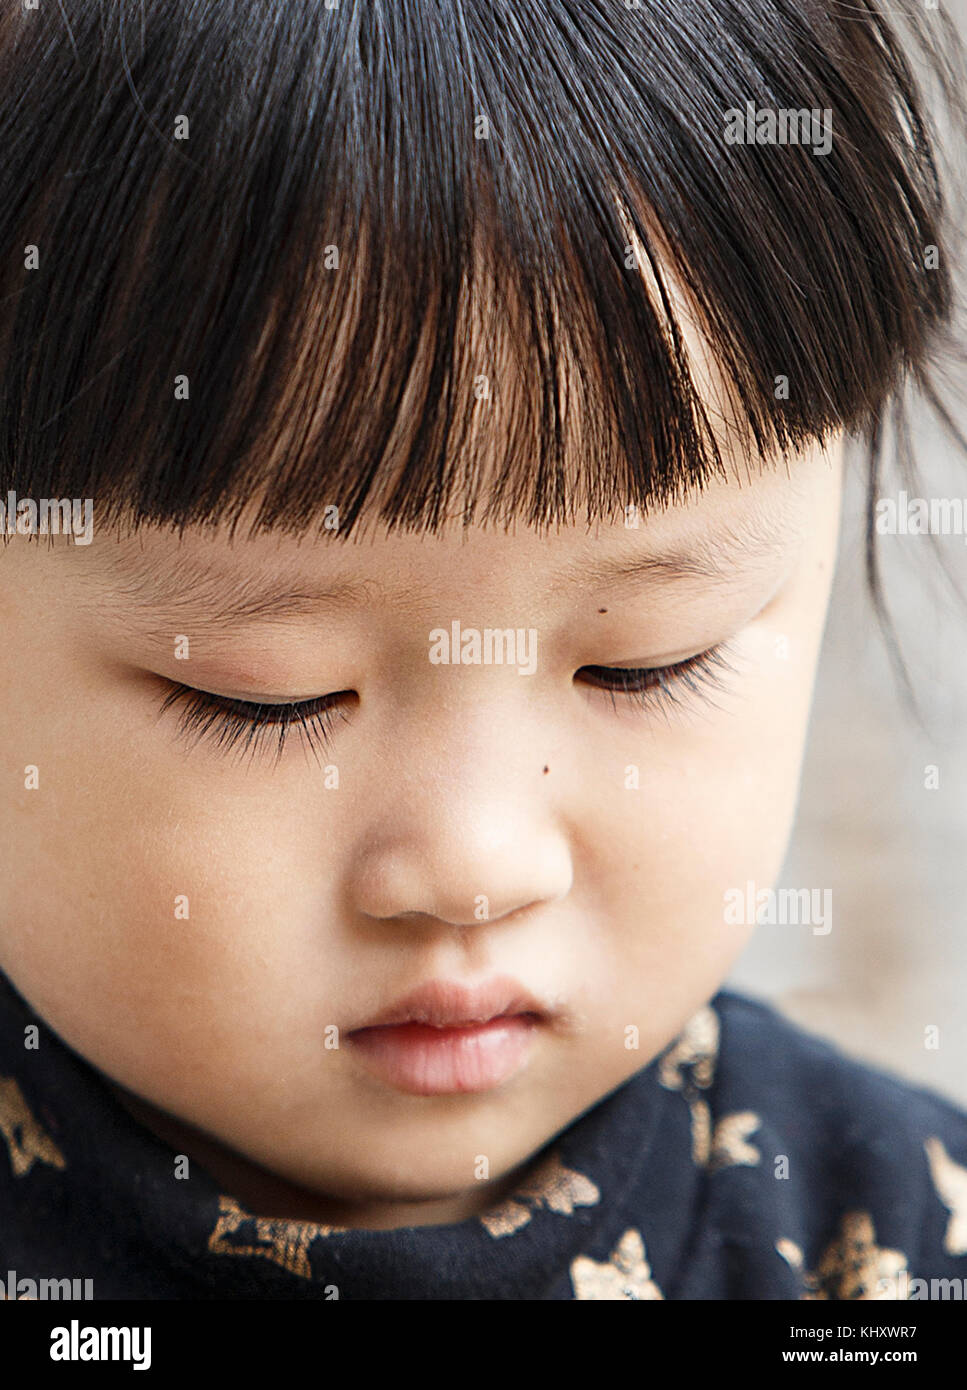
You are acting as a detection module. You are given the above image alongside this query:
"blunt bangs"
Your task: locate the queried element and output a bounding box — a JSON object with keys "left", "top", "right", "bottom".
{"left": 0, "top": 0, "right": 962, "bottom": 546}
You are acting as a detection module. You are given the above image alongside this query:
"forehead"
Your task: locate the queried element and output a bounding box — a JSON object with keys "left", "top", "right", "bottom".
{"left": 76, "top": 441, "right": 830, "bottom": 626}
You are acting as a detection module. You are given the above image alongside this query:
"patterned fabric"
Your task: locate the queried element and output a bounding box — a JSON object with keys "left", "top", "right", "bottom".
{"left": 1, "top": 967, "right": 966, "bottom": 1300}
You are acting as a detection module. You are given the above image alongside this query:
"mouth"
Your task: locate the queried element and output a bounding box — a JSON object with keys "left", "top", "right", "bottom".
{"left": 346, "top": 976, "right": 549, "bottom": 1096}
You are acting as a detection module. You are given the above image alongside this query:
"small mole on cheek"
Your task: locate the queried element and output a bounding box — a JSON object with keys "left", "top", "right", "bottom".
{"left": 543, "top": 765, "right": 549, "bottom": 774}
{"left": 598, "top": 608, "right": 608, "bottom": 614}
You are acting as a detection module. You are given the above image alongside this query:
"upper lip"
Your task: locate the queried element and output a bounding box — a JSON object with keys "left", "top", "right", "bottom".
{"left": 349, "top": 975, "right": 548, "bottom": 1031}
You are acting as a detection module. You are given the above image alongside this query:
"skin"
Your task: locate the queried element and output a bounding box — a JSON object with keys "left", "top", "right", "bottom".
{"left": 0, "top": 432, "right": 843, "bottom": 1230}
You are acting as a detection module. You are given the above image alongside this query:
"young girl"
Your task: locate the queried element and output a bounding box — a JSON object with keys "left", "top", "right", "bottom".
{"left": 1, "top": 0, "right": 966, "bottom": 1302}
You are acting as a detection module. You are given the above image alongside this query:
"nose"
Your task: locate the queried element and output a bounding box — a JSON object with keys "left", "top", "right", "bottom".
{"left": 351, "top": 797, "right": 573, "bottom": 927}
{"left": 348, "top": 709, "right": 573, "bottom": 929}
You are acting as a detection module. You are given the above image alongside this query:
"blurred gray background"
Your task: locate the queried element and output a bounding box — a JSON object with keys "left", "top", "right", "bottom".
{"left": 726, "top": 0, "right": 967, "bottom": 1106}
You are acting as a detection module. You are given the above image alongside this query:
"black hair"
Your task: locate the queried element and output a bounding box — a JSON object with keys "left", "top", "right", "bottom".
{"left": 0, "top": 0, "right": 965, "bottom": 696}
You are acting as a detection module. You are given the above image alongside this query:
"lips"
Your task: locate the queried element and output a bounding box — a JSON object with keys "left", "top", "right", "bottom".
{"left": 346, "top": 975, "right": 548, "bottom": 1096}
{"left": 351, "top": 975, "right": 546, "bottom": 1031}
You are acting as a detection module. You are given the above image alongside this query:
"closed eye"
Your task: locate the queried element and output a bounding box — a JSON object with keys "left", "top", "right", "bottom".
{"left": 157, "top": 640, "right": 740, "bottom": 764}
{"left": 577, "top": 641, "right": 740, "bottom": 717}
{"left": 157, "top": 684, "right": 353, "bottom": 765}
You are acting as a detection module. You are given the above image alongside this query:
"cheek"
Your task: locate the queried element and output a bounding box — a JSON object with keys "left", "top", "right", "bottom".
{"left": 0, "top": 660, "right": 337, "bottom": 1099}
{"left": 596, "top": 620, "right": 820, "bottom": 1012}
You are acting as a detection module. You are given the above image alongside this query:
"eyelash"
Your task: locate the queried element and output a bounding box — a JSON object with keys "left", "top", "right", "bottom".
{"left": 158, "top": 685, "right": 351, "bottom": 766}
{"left": 579, "top": 642, "right": 739, "bottom": 717}
{"left": 159, "top": 641, "right": 739, "bottom": 763}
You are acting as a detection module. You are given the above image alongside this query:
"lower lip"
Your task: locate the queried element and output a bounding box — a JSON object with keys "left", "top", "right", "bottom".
{"left": 347, "top": 1014, "right": 540, "bottom": 1095}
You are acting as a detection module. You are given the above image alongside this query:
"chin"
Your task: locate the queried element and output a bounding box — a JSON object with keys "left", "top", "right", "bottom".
{"left": 269, "top": 1145, "right": 530, "bottom": 1220}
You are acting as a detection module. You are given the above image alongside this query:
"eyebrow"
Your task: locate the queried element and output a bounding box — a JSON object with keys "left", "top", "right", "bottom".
{"left": 547, "top": 513, "right": 792, "bottom": 595}
{"left": 87, "top": 550, "right": 386, "bottom": 636}
{"left": 87, "top": 511, "right": 793, "bottom": 635}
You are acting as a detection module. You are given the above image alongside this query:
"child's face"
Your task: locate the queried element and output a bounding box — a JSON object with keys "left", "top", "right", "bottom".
{"left": 0, "top": 439, "right": 842, "bottom": 1226}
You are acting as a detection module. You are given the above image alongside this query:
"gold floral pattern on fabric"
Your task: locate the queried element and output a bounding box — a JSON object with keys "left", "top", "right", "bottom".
{"left": 207, "top": 1194, "right": 344, "bottom": 1279}
{"left": 0, "top": 1075, "right": 66, "bottom": 1177}
{"left": 657, "top": 1005, "right": 725, "bottom": 1165}
{"left": 480, "top": 1152, "right": 601, "bottom": 1237}
{"left": 658, "top": 1005, "right": 719, "bottom": 1092}
{"left": 775, "top": 1236, "right": 805, "bottom": 1270}
{"left": 689, "top": 1098, "right": 713, "bottom": 1167}
{"left": 924, "top": 1136, "right": 967, "bottom": 1256}
{"left": 657, "top": 1007, "right": 761, "bottom": 1173}
{"left": 570, "top": 1228, "right": 664, "bottom": 1300}
{"left": 709, "top": 1110, "right": 762, "bottom": 1172}
{"left": 776, "top": 1213, "right": 909, "bottom": 1300}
